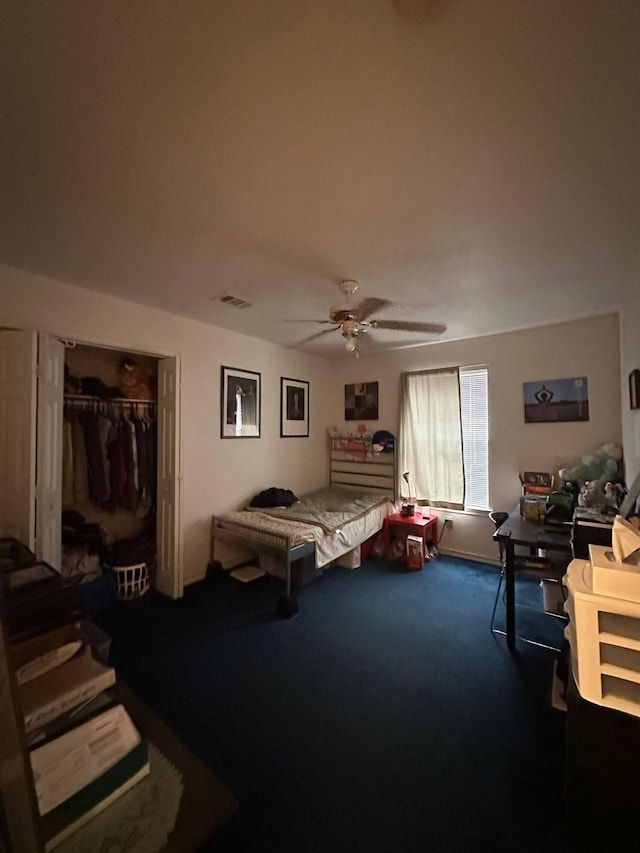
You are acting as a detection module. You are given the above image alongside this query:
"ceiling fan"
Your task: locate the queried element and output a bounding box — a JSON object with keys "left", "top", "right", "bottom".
{"left": 298, "top": 280, "right": 446, "bottom": 356}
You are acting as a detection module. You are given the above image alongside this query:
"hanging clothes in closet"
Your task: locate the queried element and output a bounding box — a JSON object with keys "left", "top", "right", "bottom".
{"left": 62, "top": 397, "right": 157, "bottom": 513}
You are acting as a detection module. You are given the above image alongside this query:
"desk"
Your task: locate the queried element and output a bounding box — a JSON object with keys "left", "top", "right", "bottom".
{"left": 493, "top": 508, "right": 572, "bottom": 650}
{"left": 115, "top": 681, "right": 238, "bottom": 851}
{"left": 383, "top": 511, "right": 438, "bottom": 557}
{"left": 565, "top": 672, "right": 640, "bottom": 849}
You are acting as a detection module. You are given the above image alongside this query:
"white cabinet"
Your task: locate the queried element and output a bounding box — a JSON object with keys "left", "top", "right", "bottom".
{"left": 565, "top": 558, "right": 640, "bottom": 717}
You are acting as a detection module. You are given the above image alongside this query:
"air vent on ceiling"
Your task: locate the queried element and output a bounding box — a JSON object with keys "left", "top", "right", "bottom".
{"left": 215, "top": 294, "right": 253, "bottom": 309}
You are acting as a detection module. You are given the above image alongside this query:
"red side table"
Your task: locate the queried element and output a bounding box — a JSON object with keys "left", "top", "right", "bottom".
{"left": 382, "top": 511, "right": 438, "bottom": 558}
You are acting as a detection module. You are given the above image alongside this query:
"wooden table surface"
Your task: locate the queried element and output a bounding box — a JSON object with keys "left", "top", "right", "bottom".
{"left": 116, "top": 681, "right": 239, "bottom": 852}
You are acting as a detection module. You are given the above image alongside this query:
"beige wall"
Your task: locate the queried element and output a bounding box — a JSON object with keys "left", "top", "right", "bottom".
{"left": 0, "top": 261, "right": 625, "bottom": 573}
{"left": 620, "top": 278, "right": 640, "bottom": 492}
{"left": 327, "top": 314, "right": 622, "bottom": 563}
{"left": 0, "top": 264, "right": 331, "bottom": 584}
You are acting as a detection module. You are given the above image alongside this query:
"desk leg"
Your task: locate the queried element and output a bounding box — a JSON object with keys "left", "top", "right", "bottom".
{"left": 505, "top": 542, "right": 516, "bottom": 650}
{"left": 383, "top": 520, "right": 390, "bottom": 556}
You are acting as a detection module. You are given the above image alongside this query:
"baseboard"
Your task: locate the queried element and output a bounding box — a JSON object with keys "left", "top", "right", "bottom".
{"left": 437, "top": 547, "right": 500, "bottom": 567}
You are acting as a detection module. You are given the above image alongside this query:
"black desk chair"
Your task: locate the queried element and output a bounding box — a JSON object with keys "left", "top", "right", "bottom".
{"left": 489, "top": 511, "right": 509, "bottom": 634}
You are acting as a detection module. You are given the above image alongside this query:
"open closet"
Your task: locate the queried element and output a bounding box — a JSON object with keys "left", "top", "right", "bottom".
{"left": 0, "top": 330, "right": 182, "bottom": 599}
{"left": 61, "top": 344, "right": 158, "bottom": 596}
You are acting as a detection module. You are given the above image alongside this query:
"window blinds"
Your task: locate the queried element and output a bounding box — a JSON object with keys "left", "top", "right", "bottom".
{"left": 459, "top": 367, "right": 489, "bottom": 510}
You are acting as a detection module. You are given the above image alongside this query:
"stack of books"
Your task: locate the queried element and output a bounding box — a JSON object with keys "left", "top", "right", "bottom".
{"left": 3, "top": 553, "right": 150, "bottom": 850}
{"left": 14, "top": 624, "right": 115, "bottom": 736}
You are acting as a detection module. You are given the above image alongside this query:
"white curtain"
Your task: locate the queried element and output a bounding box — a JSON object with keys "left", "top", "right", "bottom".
{"left": 398, "top": 368, "right": 465, "bottom": 507}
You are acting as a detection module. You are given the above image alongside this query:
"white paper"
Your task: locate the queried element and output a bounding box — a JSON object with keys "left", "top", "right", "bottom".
{"left": 30, "top": 704, "right": 141, "bottom": 816}
{"left": 612, "top": 515, "right": 640, "bottom": 564}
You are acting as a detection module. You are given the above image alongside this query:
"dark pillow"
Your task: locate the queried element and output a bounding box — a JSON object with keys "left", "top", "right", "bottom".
{"left": 250, "top": 487, "right": 298, "bottom": 508}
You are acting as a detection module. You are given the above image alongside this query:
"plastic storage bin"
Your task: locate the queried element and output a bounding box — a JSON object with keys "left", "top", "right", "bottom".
{"left": 0, "top": 537, "right": 37, "bottom": 572}
{"left": 564, "top": 558, "right": 640, "bottom": 718}
{"left": 81, "top": 619, "right": 112, "bottom": 665}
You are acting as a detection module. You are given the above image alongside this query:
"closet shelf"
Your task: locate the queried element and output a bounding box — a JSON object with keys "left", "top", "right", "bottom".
{"left": 64, "top": 394, "right": 156, "bottom": 405}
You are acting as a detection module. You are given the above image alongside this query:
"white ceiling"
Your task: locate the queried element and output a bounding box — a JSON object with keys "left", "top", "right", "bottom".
{"left": 2, "top": 1, "right": 639, "bottom": 356}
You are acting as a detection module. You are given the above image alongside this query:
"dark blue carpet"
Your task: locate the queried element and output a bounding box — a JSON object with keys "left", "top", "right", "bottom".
{"left": 94, "top": 556, "right": 568, "bottom": 853}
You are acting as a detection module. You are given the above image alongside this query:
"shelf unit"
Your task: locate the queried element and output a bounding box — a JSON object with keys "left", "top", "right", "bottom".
{"left": 0, "top": 580, "right": 237, "bottom": 852}
{"left": 0, "top": 599, "right": 47, "bottom": 851}
{"left": 565, "top": 559, "right": 640, "bottom": 717}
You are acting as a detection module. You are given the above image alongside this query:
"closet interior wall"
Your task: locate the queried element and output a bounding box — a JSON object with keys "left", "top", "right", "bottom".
{"left": 63, "top": 344, "right": 159, "bottom": 551}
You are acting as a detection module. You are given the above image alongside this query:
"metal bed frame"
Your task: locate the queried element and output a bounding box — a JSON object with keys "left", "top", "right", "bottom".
{"left": 210, "top": 434, "right": 397, "bottom": 617}
{"left": 210, "top": 516, "right": 316, "bottom": 616}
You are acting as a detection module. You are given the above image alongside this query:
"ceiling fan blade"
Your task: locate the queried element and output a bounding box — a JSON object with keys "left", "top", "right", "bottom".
{"left": 285, "top": 319, "right": 334, "bottom": 324}
{"left": 294, "top": 327, "right": 340, "bottom": 345}
{"left": 370, "top": 320, "right": 447, "bottom": 334}
{"left": 357, "top": 297, "right": 393, "bottom": 322}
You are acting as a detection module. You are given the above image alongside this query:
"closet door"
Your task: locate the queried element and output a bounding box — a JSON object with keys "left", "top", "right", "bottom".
{"left": 156, "top": 356, "right": 183, "bottom": 598}
{"left": 0, "top": 330, "right": 37, "bottom": 548}
{"left": 0, "top": 330, "right": 63, "bottom": 566}
{"left": 35, "top": 335, "right": 64, "bottom": 568}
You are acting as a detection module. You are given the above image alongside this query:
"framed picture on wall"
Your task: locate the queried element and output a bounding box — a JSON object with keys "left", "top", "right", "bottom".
{"left": 345, "top": 381, "right": 379, "bottom": 421}
{"left": 629, "top": 369, "right": 640, "bottom": 410}
{"left": 280, "top": 377, "right": 309, "bottom": 437}
{"left": 221, "top": 366, "right": 261, "bottom": 438}
{"left": 522, "top": 376, "right": 589, "bottom": 423}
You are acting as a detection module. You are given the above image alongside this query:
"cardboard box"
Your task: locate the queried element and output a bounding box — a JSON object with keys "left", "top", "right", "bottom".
{"left": 12, "top": 623, "right": 84, "bottom": 683}
{"left": 19, "top": 648, "right": 116, "bottom": 734}
{"left": 406, "top": 535, "right": 424, "bottom": 571}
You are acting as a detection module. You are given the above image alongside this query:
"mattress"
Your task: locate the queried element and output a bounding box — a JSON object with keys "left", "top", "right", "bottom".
{"left": 214, "top": 486, "right": 396, "bottom": 568}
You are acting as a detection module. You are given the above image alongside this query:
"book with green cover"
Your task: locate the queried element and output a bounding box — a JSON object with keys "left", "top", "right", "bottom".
{"left": 29, "top": 703, "right": 149, "bottom": 850}
{"left": 41, "top": 740, "right": 149, "bottom": 850}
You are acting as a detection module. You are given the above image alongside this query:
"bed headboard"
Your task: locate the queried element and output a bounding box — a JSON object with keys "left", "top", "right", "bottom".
{"left": 329, "top": 435, "right": 396, "bottom": 498}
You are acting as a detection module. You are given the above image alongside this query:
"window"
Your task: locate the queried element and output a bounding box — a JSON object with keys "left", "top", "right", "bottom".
{"left": 398, "top": 366, "right": 489, "bottom": 511}
{"left": 459, "top": 367, "right": 489, "bottom": 510}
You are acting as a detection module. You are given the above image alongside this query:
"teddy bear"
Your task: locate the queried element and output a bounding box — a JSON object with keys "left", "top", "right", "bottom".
{"left": 117, "top": 358, "right": 156, "bottom": 400}
{"left": 577, "top": 480, "right": 605, "bottom": 508}
{"left": 559, "top": 442, "right": 623, "bottom": 491}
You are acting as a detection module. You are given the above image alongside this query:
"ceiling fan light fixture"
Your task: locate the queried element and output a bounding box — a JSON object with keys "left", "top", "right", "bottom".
{"left": 296, "top": 280, "right": 446, "bottom": 353}
{"left": 344, "top": 332, "right": 357, "bottom": 353}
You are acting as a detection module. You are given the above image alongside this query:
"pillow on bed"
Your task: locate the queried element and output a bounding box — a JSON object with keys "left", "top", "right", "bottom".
{"left": 250, "top": 487, "right": 299, "bottom": 508}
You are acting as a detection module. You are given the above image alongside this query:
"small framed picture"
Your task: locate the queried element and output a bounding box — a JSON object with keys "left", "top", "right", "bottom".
{"left": 221, "top": 366, "right": 261, "bottom": 438}
{"left": 629, "top": 369, "right": 640, "bottom": 410}
{"left": 280, "top": 377, "right": 309, "bottom": 438}
{"left": 523, "top": 472, "right": 552, "bottom": 488}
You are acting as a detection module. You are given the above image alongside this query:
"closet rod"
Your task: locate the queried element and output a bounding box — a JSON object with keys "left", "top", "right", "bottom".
{"left": 63, "top": 394, "right": 156, "bottom": 405}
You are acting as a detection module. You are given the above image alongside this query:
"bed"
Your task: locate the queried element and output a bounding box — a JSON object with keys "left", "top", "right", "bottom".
{"left": 210, "top": 436, "right": 397, "bottom": 615}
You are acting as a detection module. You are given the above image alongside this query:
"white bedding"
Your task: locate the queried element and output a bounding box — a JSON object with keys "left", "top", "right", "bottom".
{"left": 216, "top": 487, "right": 396, "bottom": 569}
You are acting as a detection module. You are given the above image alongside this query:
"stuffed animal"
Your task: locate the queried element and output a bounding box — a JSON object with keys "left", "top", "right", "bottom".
{"left": 578, "top": 480, "right": 604, "bottom": 508}
{"left": 117, "top": 359, "right": 155, "bottom": 400}
{"left": 604, "top": 481, "right": 626, "bottom": 508}
{"left": 559, "top": 442, "right": 623, "bottom": 491}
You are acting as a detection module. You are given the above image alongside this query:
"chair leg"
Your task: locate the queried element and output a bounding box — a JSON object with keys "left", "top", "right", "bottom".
{"left": 490, "top": 563, "right": 564, "bottom": 652}
{"left": 490, "top": 567, "right": 505, "bottom": 633}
